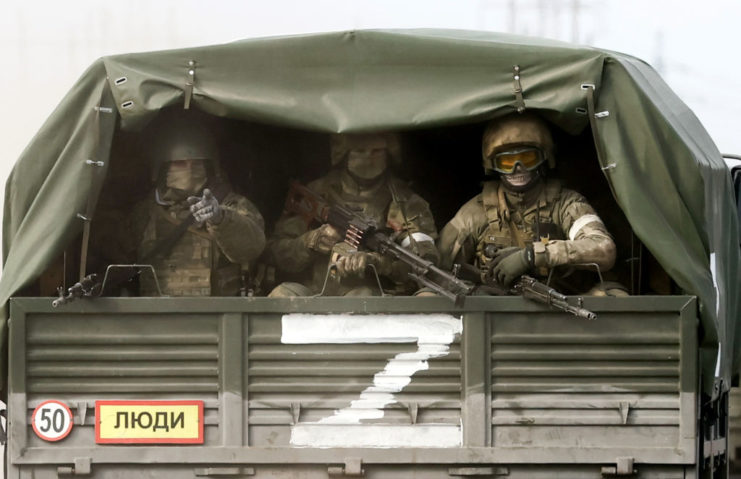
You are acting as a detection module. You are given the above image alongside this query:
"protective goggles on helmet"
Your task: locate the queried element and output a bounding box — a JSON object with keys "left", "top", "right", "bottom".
{"left": 486, "top": 147, "right": 544, "bottom": 174}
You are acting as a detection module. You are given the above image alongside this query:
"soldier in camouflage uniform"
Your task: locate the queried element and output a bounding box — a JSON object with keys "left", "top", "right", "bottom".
{"left": 267, "top": 133, "right": 439, "bottom": 297}
{"left": 131, "top": 126, "right": 265, "bottom": 296}
{"left": 438, "top": 113, "right": 618, "bottom": 293}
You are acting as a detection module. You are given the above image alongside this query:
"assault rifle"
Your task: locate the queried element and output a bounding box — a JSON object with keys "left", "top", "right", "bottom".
{"left": 52, "top": 274, "right": 100, "bottom": 308}
{"left": 515, "top": 275, "right": 596, "bottom": 319}
{"left": 285, "top": 182, "right": 474, "bottom": 306}
{"left": 456, "top": 263, "right": 596, "bottom": 320}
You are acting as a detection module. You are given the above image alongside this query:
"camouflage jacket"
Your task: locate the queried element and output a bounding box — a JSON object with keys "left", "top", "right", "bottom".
{"left": 132, "top": 188, "right": 265, "bottom": 296}
{"left": 266, "top": 169, "right": 439, "bottom": 295}
{"left": 438, "top": 179, "right": 616, "bottom": 276}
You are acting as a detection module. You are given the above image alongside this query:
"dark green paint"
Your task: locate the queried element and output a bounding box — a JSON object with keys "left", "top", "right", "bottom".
{"left": 1, "top": 29, "right": 738, "bottom": 391}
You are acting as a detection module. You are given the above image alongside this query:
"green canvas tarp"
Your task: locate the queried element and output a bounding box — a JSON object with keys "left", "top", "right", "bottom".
{"left": 2, "top": 29, "right": 739, "bottom": 391}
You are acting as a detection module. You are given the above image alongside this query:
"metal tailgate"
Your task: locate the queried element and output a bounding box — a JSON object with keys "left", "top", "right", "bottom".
{"left": 7, "top": 295, "right": 697, "bottom": 478}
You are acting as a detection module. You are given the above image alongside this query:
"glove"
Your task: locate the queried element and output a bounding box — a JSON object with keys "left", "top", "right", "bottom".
{"left": 485, "top": 245, "right": 520, "bottom": 262}
{"left": 335, "top": 250, "right": 389, "bottom": 279}
{"left": 489, "top": 245, "right": 534, "bottom": 287}
{"left": 187, "top": 188, "right": 224, "bottom": 225}
{"left": 301, "top": 224, "right": 342, "bottom": 254}
{"left": 482, "top": 246, "right": 518, "bottom": 281}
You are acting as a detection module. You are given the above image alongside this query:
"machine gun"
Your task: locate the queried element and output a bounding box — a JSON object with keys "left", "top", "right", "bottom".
{"left": 52, "top": 274, "right": 100, "bottom": 308}
{"left": 285, "top": 182, "right": 474, "bottom": 306}
{"left": 456, "top": 263, "right": 597, "bottom": 320}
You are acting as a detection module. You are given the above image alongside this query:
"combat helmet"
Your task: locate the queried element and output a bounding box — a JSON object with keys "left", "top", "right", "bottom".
{"left": 481, "top": 113, "right": 555, "bottom": 176}
{"left": 151, "top": 123, "right": 221, "bottom": 182}
{"left": 330, "top": 132, "right": 402, "bottom": 167}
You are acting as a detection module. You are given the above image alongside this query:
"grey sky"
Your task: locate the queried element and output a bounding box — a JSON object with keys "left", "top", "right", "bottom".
{"left": 1, "top": 0, "right": 740, "bottom": 191}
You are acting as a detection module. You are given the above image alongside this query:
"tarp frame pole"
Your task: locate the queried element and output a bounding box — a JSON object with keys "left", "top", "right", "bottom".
{"left": 77, "top": 85, "right": 118, "bottom": 280}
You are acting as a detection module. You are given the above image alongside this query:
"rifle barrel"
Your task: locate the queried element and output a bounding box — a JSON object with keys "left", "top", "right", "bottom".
{"left": 519, "top": 278, "right": 597, "bottom": 320}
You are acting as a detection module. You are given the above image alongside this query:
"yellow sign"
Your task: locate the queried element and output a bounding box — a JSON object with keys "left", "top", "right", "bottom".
{"left": 95, "top": 401, "right": 203, "bottom": 444}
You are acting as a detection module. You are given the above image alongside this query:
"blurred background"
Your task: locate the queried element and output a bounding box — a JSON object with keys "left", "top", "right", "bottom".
{"left": 2, "top": 0, "right": 740, "bottom": 215}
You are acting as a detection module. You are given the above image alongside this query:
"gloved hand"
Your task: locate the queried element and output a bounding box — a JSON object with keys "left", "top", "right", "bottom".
{"left": 481, "top": 246, "right": 518, "bottom": 281}
{"left": 335, "top": 250, "right": 390, "bottom": 279}
{"left": 187, "top": 188, "right": 224, "bottom": 225}
{"left": 301, "top": 224, "right": 342, "bottom": 254}
{"left": 489, "top": 245, "right": 534, "bottom": 287}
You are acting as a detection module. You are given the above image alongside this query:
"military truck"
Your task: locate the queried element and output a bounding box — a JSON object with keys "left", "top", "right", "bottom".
{"left": 725, "top": 154, "right": 741, "bottom": 478}
{"left": 2, "top": 30, "right": 739, "bottom": 478}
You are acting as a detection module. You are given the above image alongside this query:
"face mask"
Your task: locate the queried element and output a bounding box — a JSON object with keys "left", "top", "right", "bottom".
{"left": 346, "top": 148, "right": 388, "bottom": 181}
{"left": 165, "top": 159, "right": 207, "bottom": 194}
{"left": 501, "top": 164, "right": 538, "bottom": 191}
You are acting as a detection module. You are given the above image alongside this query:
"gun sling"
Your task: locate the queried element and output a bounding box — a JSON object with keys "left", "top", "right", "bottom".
{"left": 141, "top": 213, "right": 197, "bottom": 263}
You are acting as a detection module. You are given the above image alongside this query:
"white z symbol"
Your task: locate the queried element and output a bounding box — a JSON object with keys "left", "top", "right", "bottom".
{"left": 281, "top": 313, "right": 463, "bottom": 448}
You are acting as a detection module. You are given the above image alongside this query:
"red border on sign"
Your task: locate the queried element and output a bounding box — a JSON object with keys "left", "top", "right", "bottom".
{"left": 95, "top": 400, "right": 204, "bottom": 444}
{"left": 31, "top": 400, "right": 74, "bottom": 442}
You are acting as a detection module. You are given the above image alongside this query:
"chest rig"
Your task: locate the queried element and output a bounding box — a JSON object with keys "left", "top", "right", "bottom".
{"left": 476, "top": 179, "right": 564, "bottom": 271}
{"left": 311, "top": 177, "right": 405, "bottom": 295}
{"left": 139, "top": 204, "right": 213, "bottom": 296}
{"left": 138, "top": 197, "right": 254, "bottom": 297}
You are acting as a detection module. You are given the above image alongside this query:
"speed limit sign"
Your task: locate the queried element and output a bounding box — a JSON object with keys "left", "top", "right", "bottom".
{"left": 31, "top": 400, "right": 74, "bottom": 441}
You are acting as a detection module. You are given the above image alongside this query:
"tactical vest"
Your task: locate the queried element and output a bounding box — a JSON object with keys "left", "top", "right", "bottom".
{"left": 476, "top": 179, "right": 564, "bottom": 271}
{"left": 308, "top": 175, "right": 419, "bottom": 296}
{"left": 139, "top": 204, "right": 241, "bottom": 296}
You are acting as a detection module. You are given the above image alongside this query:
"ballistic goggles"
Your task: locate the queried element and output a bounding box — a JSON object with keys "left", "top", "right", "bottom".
{"left": 485, "top": 147, "right": 545, "bottom": 174}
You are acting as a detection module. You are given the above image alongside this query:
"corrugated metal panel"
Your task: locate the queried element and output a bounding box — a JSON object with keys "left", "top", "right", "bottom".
{"left": 247, "top": 314, "right": 462, "bottom": 446}
{"left": 490, "top": 311, "right": 682, "bottom": 448}
{"left": 25, "top": 315, "right": 219, "bottom": 395}
{"left": 7, "top": 297, "right": 697, "bottom": 478}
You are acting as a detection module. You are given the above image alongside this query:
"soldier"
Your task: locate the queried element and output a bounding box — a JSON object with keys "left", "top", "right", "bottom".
{"left": 267, "top": 132, "right": 439, "bottom": 297}
{"left": 438, "top": 113, "right": 619, "bottom": 294}
{"left": 130, "top": 124, "right": 266, "bottom": 296}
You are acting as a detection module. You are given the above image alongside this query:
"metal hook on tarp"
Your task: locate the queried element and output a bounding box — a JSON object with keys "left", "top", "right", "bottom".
{"left": 184, "top": 60, "right": 196, "bottom": 109}
{"left": 512, "top": 65, "right": 526, "bottom": 113}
